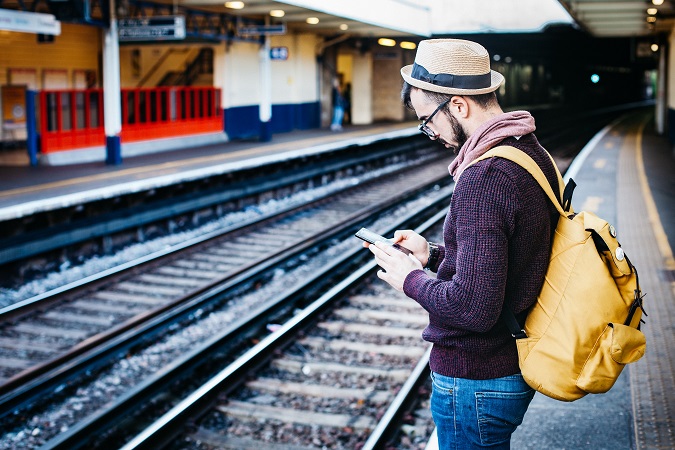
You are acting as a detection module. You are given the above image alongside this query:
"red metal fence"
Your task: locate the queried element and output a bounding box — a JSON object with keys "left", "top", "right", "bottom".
{"left": 39, "top": 87, "right": 222, "bottom": 153}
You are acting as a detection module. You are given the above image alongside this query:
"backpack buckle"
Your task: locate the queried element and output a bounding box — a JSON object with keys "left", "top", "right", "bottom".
{"left": 512, "top": 329, "right": 528, "bottom": 339}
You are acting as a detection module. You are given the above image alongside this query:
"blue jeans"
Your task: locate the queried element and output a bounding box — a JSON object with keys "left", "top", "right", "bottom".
{"left": 430, "top": 372, "right": 535, "bottom": 449}
{"left": 331, "top": 105, "right": 344, "bottom": 128}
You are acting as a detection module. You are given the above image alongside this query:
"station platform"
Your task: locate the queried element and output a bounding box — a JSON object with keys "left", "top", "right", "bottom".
{"left": 0, "top": 121, "right": 420, "bottom": 221}
{"left": 423, "top": 109, "right": 674, "bottom": 449}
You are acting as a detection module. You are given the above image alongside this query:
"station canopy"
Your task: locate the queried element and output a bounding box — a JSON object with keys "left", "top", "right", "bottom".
{"left": 558, "top": 0, "right": 675, "bottom": 37}
{"left": 183, "top": 0, "right": 574, "bottom": 38}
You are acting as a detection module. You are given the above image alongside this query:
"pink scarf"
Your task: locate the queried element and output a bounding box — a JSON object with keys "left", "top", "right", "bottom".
{"left": 448, "top": 111, "right": 536, "bottom": 180}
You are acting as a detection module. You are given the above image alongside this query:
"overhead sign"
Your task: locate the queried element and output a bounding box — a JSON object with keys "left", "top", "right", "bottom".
{"left": 239, "top": 24, "right": 286, "bottom": 35}
{"left": 0, "top": 9, "right": 61, "bottom": 35}
{"left": 118, "top": 16, "right": 186, "bottom": 41}
{"left": 270, "top": 46, "right": 289, "bottom": 60}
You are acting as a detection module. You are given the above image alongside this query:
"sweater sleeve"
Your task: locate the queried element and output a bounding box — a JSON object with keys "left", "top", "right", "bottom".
{"left": 402, "top": 161, "right": 519, "bottom": 333}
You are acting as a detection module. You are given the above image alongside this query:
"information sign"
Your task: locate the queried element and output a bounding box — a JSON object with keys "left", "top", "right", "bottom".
{"left": 270, "top": 47, "right": 289, "bottom": 60}
{"left": 0, "top": 9, "right": 60, "bottom": 35}
{"left": 118, "top": 15, "right": 186, "bottom": 41}
{"left": 238, "top": 24, "right": 286, "bottom": 35}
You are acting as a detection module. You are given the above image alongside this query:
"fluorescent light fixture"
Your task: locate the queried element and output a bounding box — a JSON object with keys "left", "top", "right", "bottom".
{"left": 339, "top": 23, "right": 348, "bottom": 31}
{"left": 378, "top": 38, "right": 396, "bottom": 47}
{"left": 647, "top": 8, "right": 657, "bottom": 15}
{"left": 270, "top": 10, "right": 285, "bottom": 17}
{"left": 306, "top": 17, "right": 319, "bottom": 24}
{"left": 225, "top": 1, "right": 244, "bottom": 9}
{"left": 652, "top": 0, "right": 664, "bottom": 5}
{"left": 400, "top": 41, "right": 416, "bottom": 50}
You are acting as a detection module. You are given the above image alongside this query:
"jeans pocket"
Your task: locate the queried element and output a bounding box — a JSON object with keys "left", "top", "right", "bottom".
{"left": 475, "top": 389, "right": 535, "bottom": 446}
{"left": 431, "top": 371, "right": 454, "bottom": 393}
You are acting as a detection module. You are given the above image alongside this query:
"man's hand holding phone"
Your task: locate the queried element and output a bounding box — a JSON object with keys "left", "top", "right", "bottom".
{"left": 355, "top": 228, "right": 424, "bottom": 292}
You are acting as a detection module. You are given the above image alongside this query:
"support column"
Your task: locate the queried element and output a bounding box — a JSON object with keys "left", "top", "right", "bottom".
{"left": 25, "top": 90, "right": 38, "bottom": 167}
{"left": 656, "top": 37, "right": 667, "bottom": 136}
{"left": 259, "top": 34, "right": 272, "bottom": 142}
{"left": 103, "top": 2, "right": 123, "bottom": 165}
{"left": 667, "top": 29, "right": 675, "bottom": 145}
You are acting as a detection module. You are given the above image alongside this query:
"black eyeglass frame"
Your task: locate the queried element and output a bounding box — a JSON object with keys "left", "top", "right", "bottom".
{"left": 418, "top": 99, "right": 450, "bottom": 139}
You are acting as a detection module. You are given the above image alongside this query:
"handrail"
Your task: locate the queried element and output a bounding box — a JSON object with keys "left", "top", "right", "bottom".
{"left": 137, "top": 48, "right": 191, "bottom": 88}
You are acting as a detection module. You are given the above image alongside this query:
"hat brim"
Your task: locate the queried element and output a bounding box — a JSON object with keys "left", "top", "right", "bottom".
{"left": 401, "top": 64, "right": 504, "bottom": 95}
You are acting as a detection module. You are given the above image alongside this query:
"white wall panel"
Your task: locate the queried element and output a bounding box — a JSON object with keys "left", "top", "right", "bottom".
{"left": 372, "top": 48, "right": 404, "bottom": 122}
{"left": 223, "top": 34, "right": 319, "bottom": 109}
{"left": 291, "top": 34, "right": 320, "bottom": 103}
{"left": 223, "top": 41, "right": 262, "bottom": 108}
{"left": 351, "top": 51, "right": 372, "bottom": 125}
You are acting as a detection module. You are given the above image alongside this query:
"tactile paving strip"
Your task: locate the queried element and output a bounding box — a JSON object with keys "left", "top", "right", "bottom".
{"left": 617, "top": 117, "right": 674, "bottom": 450}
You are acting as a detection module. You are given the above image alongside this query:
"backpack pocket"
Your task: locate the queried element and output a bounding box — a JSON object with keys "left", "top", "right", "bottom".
{"left": 576, "top": 323, "right": 646, "bottom": 394}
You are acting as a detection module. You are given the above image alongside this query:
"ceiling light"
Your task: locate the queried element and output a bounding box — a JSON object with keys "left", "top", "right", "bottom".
{"left": 647, "top": 8, "right": 658, "bottom": 15}
{"left": 270, "top": 10, "right": 285, "bottom": 18}
{"left": 378, "top": 38, "right": 396, "bottom": 47}
{"left": 225, "top": 1, "right": 244, "bottom": 9}
{"left": 651, "top": 44, "right": 659, "bottom": 52}
{"left": 339, "top": 24, "right": 348, "bottom": 31}
{"left": 306, "top": 17, "right": 319, "bottom": 24}
{"left": 652, "top": 0, "right": 664, "bottom": 5}
{"left": 400, "top": 41, "right": 416, "bottom": 50}
{"left": 647, "top": 16, "right": 657, "bottom": 22}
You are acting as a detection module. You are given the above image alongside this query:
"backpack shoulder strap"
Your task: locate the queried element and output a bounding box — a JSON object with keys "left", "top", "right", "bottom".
{"left": 470, "top": 146, "right": 571, "bottom": 340}
{"left": 472, "top": 145, "right": 571, "bottom": 216}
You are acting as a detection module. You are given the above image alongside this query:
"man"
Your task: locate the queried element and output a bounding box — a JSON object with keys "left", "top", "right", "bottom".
{"left": 365, "top": 39, "right": 561, "bottom": 448}
{"left": 331, "top": 76, "right": 345, "bottom": 131}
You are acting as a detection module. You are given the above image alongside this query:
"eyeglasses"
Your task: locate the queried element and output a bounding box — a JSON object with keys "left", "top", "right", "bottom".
{"left": 418, "top": 99, "right": 450, "bottom": 139}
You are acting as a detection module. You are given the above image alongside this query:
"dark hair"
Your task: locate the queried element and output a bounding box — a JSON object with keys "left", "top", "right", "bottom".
{"left": 401, "top": 81, "right": 498, "bottom": 111}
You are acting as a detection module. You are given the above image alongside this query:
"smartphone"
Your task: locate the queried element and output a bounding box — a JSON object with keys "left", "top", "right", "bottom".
{"left": 354, "top": 227, "right": 412, "bottom": 255}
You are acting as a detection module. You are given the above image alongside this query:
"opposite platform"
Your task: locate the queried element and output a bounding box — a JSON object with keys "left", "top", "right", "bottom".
{"left": 0, "top": 122, "right": 419, "bottom": 221}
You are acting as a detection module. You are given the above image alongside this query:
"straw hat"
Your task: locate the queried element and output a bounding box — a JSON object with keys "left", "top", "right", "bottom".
{"left": 401, "top": 39, "right": 504, "bottom": 95}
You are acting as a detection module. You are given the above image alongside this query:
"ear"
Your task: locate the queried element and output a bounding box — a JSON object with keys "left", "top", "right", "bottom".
{"left": 449, "top": 96, "right": 470, "bottom": 119}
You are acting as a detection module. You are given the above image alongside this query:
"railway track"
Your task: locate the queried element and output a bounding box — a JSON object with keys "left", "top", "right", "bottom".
{"left": 0, "top": 156, "right": 445, "bottom": 387}
{"left": 166, "top": 282, "right": 434, "bottom": 450}
{"left": 0, "top": 156, "right": 453, "bottom": 449}
{"left": 0, "top": 135, "right": 435, "bottom": 292}
{"left": 113, "top": 212, "right": 448, "bottom": 450}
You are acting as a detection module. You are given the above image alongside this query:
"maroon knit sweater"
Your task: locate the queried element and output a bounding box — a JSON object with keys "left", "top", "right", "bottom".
{"left": 403, "top": 134, "right": 560, "bottom": 379}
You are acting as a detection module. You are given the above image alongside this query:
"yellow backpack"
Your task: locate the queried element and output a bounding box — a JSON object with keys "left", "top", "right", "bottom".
{"left": 474, "top": 145, "right": 647, "bottom": 401}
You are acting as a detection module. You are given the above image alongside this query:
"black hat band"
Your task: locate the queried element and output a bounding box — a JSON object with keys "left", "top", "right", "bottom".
{"left": 411, "top": 63, "right": 491, "bottom": 89}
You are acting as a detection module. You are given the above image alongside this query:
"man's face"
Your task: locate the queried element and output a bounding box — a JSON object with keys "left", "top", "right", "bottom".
{"left": 411, "top": 89, "right": 468, "bottom": 154}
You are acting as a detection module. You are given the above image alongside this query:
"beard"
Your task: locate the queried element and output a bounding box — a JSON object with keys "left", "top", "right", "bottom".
{"left": 445, "top": 112, "right": 468, "bottom": 155}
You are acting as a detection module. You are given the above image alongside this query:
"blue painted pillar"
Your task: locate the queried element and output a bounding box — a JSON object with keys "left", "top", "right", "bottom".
{"left": 25, "top": 90, "right": 38, "bottom": 167}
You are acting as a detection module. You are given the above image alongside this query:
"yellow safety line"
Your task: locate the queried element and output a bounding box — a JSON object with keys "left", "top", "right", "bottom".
{"left": 0, "top": 124, "right": 405, "bottom": 199}
{"left": 636, "top": 120, "right": 675, "bottom": 270}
